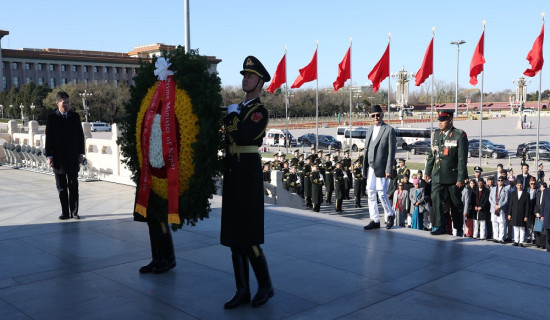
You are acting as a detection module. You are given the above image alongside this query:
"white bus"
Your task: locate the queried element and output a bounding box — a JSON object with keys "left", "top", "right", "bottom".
{"left": 395, "top": 127, "right": 433, "bottom": 149}
{"left": 336, "top": 126, "right": 368, "bottom": 152}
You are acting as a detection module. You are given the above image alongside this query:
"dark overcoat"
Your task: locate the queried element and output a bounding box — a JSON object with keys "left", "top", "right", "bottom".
{"left": 221, "top": 98, "right": 267, "bottom": 247}
{"left": 508, "top": 189, "right": 531, "bottom": 227}
{"left": 45, "top": 109, "right": 85, "bottom": 174}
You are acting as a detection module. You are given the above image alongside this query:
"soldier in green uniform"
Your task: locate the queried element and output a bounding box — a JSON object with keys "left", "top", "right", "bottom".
{"left": 303, "top": 156, "right": 313, "bottom": 207}
{"left": 343, "top": 150, "right": 352, "bottom": 200}
{"left": 358, "top": 148, "right": 367, "bottom": 197}
{"left": 271, "top": 154, "right": 280, "bottom": 171}
{"left": 262, "top": 162, "right": 271, "bottom": 196}
{"left": 297, "top": 154, "right": 305, "bottom": 198}
{"left": 334, "top": 161, "right": 345, "bottom": 212}
{"left": 311, "top": 163, "right": 324, "bottom": 212}
{"left": 221, "top": 56, "right": 274, "bottom": 309}
{"left": 353, "top": 160, "right": 364, "bottom": 208}
{"left": 396, "top": 158, "right": 410, "bottom": 183}
{"left": 425, "top": 109, "right": 468, "bottom": 236}
{"left": 288, "top": 165, "right": 300, "bottom": 194}
{"left": 281, "top": 160, "right": 290, "bottom": 191}
{"left": 324, "top": 154, "right": 335, "bottom": 204}
{"left": 291, "top": 149, "right": 300, "bottom": 166}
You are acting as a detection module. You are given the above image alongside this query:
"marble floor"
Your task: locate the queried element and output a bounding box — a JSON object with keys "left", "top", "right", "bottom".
{"left": 1, "top": 165, "right": 549, "bottom": 320}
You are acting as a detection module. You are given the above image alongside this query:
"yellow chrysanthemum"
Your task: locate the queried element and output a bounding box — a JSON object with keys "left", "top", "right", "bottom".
{"left": 136, "top": 82, "right": 199, "bottom": 199}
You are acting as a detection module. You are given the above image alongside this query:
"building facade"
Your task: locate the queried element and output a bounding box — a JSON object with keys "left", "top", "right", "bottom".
{"left": 0, "top": 30, "right": 221, "bottom": 92}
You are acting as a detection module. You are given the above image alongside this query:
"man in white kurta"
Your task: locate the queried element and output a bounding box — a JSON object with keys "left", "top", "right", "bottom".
{"left": 362, "top": 105, "right": 397, "bottom": 230}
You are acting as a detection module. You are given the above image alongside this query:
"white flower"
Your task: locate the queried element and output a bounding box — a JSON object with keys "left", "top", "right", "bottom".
{"left": 149, "top": 114, "right": 165, "bottom": 168}
{"left": 154, "top": 57, "right": 174, "bottom": 81}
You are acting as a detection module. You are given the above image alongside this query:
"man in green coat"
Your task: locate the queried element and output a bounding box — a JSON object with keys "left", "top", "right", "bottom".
{"left": 425, "top": 110, "right": 469, "bottom": 236}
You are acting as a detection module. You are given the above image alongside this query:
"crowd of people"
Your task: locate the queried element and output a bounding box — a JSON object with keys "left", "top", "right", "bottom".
{"left": 263, "top": 148, "right": 550, "bottom": 250}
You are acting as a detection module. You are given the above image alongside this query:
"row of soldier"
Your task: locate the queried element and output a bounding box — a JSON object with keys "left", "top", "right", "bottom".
{"left": 263, "top": 148, "right": 366, "bottom": 212}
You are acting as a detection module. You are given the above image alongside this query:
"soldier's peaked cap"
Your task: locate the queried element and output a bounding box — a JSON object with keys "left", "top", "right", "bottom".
{"left": 240, "top": 56, "right": 271, "bottom": 82}
{"left": 437, "top": 109, "right": 455, "bottom": 121}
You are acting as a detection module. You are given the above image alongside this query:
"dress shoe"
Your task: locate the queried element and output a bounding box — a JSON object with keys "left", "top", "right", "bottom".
{"left": 251, "top": 285, "right": 274, "bottom": 307}
{"left": 363, "top": 221, "right": 380, "bottom": 230}
{"left": 73, "top": 214, "right": 80, "bottom": 220}
{"left": 499, "top": 240, "right": 505, "bottom": 244}
{"left": 385, "top": 216, "right": 395, "bottom": 229}
{"left": 152, "top": 259, "right": 176, "bottom": 273}
{"left": 59, "top": 215, "right": 70, "bottom": 220}
{"left": 455, "top": 229, "right": 464, "bottom": 237}
{"left": 519, "top": 243, "right": 524, "bottom": 247}
{"left": 430, "top": 227, "right": 446, "bottom": 236}
{"left": 512, "top": 242, "right": 519, "bottom": 246}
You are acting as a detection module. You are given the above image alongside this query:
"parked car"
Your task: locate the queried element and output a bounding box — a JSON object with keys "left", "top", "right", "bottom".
{"left": 526, "top": 145, "right": 550, "bottom": 160}
{"left": 298, "top": 134, "right": 342, "bottom": 149}
{"left": 516, "top": 141, "right": 550, "bottom": 156}
{"left": 468, "top": 142, "right": 508, "bottom": 159}
{"left": 404, "top": 140, "right": 431, "bottom": 155}
{"left": 91, "top": 122, "right": 112, "bottom": 132}
{"left": 469, "top": 139, "right": 505, "bottom": 150}
{"left": 264, "top": 129, "right": 297, "bottom": 147}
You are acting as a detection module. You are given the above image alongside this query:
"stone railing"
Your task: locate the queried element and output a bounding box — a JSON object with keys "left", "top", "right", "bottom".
{"left": 0, "top": 120, "right": 134, "bottom": 185}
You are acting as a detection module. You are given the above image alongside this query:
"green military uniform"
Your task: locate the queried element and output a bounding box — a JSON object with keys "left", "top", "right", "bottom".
{"left": 324, "top": 157, "right": 335, "bottom": 204}
{"left": 342, "top": 154, "right": 352, "bottom": 200}
{"left": 311, "top": 169, "right": 324, "bottom": 212}
{"left": 425, "top": 111, "right": 468, "bottom": 235}
{"left": 353, "top": 166, "right": 363, "bottom": 208}
{"left": 282, "top": 167, "right": 290, "bottom": 191}
{"left": 303, "top": 161, "right": 312, "bottom": 207}
{"left": 334, "top": 164, "right": 345, "bottom": 212}
{"left": 396, "top": 160, "right": 410, "bottom": 183}
{"left": 288, "top": 169, "right": 300, "bottom": 194}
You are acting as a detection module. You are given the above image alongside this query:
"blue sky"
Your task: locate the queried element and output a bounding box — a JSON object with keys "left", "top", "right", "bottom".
{"left": 1, "top": 1, "right": 547, "bottom": 93}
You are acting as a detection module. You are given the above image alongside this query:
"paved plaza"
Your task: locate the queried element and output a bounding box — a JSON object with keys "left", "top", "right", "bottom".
{"left": 1, "top": 116, "right": 550, "bottom": 319}
{"left": 2, "top": 163, "right": 550, "bottom": 319}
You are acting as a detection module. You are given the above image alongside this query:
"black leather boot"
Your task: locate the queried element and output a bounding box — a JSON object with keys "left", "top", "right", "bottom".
{"left": 139, "top": 229, "right": 160, "bottom": 273}
{"left": 224, "top": 255, "right": 251, "bottom": 309}
{"left": 249, "top": 252, "right": 274, "bottom": 307}
{"left": 153, "top": 229, "right": 176, "bottom": 274}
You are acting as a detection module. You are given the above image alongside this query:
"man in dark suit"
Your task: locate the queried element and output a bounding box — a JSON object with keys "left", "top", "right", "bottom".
{"left": 221, "top": 56, "right": 273, "bottom": 309}
{"left": 45, "top": 91, "right": 85, "bottom": 220}
{"left": 508, "top": 180, "right": 531, "bottom": 247}
{"left": 517, "top": 163, "right": 533, "bottom": 192}
{"left": 425, "top": 110, "right": 468, "bottom": 236}
{"left": 362, "top": 104, "right": 397, "bottom": 230}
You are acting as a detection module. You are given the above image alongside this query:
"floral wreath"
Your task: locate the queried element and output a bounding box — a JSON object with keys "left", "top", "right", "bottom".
{"left": 119, "top": 47, "right": 222, "bottom": 227}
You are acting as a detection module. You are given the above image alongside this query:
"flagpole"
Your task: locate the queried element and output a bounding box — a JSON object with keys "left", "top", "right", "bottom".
{"left": 431, "top": 28, "right": 435, "bottom": 145}
{"left": 536, "top": 14, "right": 545, "bottom": 168}
{"left": 478, "top": 21, "right": 486, "bottom": 167}
{"left": 349, "top": 38, "right": 353, "bottom": 155}
{"left": 284, "top": 46, "right": 289, "bottom": 154}
{"left": 387, "top": 32, "right": 391, "bottom": 124}
{"left": 315, "top": 41, "right": 319, "bottom": 151}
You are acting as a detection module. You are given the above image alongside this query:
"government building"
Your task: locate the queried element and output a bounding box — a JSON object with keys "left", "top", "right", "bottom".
{"left": 0, "top": 29, "right": 221, "bottom": 92}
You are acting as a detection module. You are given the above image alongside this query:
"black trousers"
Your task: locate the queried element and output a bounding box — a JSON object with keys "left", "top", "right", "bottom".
{"left": 55, "top": 172, "right": 79, "bottom": 217}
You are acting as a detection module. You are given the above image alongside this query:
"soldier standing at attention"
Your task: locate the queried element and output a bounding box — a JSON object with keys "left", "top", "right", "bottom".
{"left": 425, "top": 110, "right": 468, "bottom": 236}
{"left": 221, "top": 56, "right": 274, "bottom": 309}
{"left": 343, "top": 150, "right": 353, "bottom": 200}
{"left": 396, "top": 158, "right": 410, "bottom": 183}
{"left": 303, "top": 156, "right": 313, "bottom": 208}
{"left": 324, "top": 154, "right": 335, "bottom": 204}
{"left": 334, "top": 161, "right": 345, "bottom": 212}
{"left": 353, "top": 160, "right": 364, "bottom": 208}
{"left": 288, "top": 165, "right": 301, "bottom": 194}
{"left": 311, "top": 163, "right": 324, "bottom": 212}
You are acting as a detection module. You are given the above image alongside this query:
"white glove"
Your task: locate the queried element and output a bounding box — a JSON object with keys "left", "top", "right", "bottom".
{"left": 343, "top": 172, "right": 348, "bottom": 179}
{"left": 227, "top": 104, "right": 240, "bottom": 114}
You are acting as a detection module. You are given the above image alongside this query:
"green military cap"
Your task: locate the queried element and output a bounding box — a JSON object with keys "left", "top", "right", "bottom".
{"left": 437, "top": 109, "right": 455, "bottom": 121}
{"left": 264, "top": 161, "right": 271, "bottom": 166}
{"left": 294, "top": 149, "right": 300, "bottom": 153}
{"left": 240, "top": 56, "right": 271, "bottom": 82}
{"left": 398, "top": 158, "right": 406, "bottom": 163}
{"left": 474, "top": 166, "right": 483, "bottom": 173}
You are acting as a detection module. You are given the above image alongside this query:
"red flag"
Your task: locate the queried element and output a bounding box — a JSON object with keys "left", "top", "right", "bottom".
{"left": 291, "top": 49, "right": 317, "bottom": 89}
{"left": 415, "top": 38, "right": 433, "bottom": 86}
{"left": 368, "top": 44, "right": 390, "bottom": 93}
{"left": 333, "top": 47, "right": 351, "bottom": 92}
{"left": 469, "top": 31, "right": 485, "bottom": 86}
{"left": 267, "top": 54, "right": 286, "bottom": 93}
{"left": 524, "top": 24, "right": 544, "bottom": 77}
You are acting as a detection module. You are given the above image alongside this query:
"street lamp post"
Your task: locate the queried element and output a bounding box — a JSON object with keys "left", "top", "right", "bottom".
{"left": 391, "top": 66, "right": 414, "bottom": 125}
{"left": 79, "top": 90, "right": 93, "bottom": 122}
{"left": 450, "top": 40, "right": 466, "bottom": 115}
{"left": 19, "top": 103, "right": 24, "bottom": 123}
{"left": 30, "top": 103, "right": 35, "bottom": 120}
